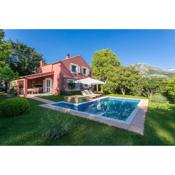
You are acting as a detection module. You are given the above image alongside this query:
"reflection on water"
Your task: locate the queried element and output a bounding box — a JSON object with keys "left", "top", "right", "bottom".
{"left": 78, "top": 98, "right": 139, "bottom": 121}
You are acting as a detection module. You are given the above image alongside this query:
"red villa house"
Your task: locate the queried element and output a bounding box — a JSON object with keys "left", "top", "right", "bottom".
{"left": 11, "top": 54, "right": 99, "bottom": 97}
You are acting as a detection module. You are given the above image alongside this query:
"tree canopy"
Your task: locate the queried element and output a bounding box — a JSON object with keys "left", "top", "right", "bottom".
{"left": 0, "top": 30, "right": 11, "bottom": 63}
{"left": 7, "top": 41, "right": 42, "bottom": 76}
{"left": 103, "top": 66, "right": 142, "bottom": 95}
{"left": 140, "top": 77, "right": 165, "bottom": 98}
{"left": 91, "top": 49, "right": 120, "bottom": 81}
{"left": 0, "top": 30, "right": 4, "bottom": 40}
{"left": 0, "top": 30, "right": 16, "bottom": 85}
{"left": 116, "top": 66, "right": 141, "bottom": 95}
{"left": 166, "top": 77, "right": 175, "bottom": 103}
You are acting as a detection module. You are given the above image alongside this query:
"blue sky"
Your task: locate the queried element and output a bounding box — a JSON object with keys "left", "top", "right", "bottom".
{"left": 4, "top": 29, "right": 175, "bottom": 69}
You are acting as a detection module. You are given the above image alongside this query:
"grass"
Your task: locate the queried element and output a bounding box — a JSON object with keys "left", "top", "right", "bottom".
{"left": 109, "top": 94, "right": 147, "bottom": 99}
{"left": 38, "top": 95, "right": 64, "bottom": 102}
{"left": 0, "top": 94, "right": 175, "bottom": 145}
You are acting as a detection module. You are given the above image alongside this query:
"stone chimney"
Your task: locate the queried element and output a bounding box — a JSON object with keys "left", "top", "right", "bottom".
{"left": 65, "top": 53, "right": 71, "bottom": 60}
{"left": 39, "top": 59, "right": 45, "bottom": 67}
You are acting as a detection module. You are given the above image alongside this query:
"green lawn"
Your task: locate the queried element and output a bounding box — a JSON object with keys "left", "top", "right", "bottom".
{"left": 0, "top": 94, "right": 175, "bottom": 145}
{"left": 38, "top": 95, "right": 64, "bottom": 102}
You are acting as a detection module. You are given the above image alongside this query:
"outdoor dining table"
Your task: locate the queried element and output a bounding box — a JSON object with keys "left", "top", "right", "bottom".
{"left": 27, "top": 88, "right": 39, "bottom": 94}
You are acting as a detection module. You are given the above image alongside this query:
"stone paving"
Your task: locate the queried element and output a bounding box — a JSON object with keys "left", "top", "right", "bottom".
{"left": 28, "top": 96, "right": 54, "bottom": 104}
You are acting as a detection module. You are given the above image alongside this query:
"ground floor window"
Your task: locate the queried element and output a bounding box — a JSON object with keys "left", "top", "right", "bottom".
{"left": 66, "top": 79, "right": 80, "bottom": 91}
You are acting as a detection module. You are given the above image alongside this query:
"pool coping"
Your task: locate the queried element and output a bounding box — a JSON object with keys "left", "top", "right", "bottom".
{"left": 40, "top": 96, "right": 149, "bottom": 135}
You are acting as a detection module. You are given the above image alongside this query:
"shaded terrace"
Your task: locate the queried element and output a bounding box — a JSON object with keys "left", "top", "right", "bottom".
{"left": 18, "top": 72, "right": 54, "bottom": 96}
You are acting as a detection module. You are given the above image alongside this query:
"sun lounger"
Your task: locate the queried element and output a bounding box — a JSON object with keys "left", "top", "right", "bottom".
{"left": 81, "top": 90, "right": 96, "bottom": 99}
{"left": 82, "top": 90, "right": 101, "bottom": 99}
{"left": 88, "top": 90, "right": 102, "bottom": 97}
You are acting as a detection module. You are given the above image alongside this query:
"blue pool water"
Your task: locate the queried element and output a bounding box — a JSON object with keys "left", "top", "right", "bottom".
{"left": 50, "top": 97, "right": 140, "bottom": 122}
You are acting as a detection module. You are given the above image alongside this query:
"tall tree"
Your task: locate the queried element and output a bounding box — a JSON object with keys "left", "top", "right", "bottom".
{"left": 116, "top": 66, "right": 141, "bottom": 95}
{"left": 7, "top": 41, "right": 43, "bottom": 76}
{"left": 0, "top": 30, "right": 16, "bottom": 91}
{"left": 141, "top": 77, "right": 165, "bottom": 98}
{"left": 91, "top": 49, "right": 120, "bottom": 81}
{"left": 103, "top": 66, "right": 141, "bottom": 95}
{"left": 0, "top": 30, "right": 11, "bottom": 63}
{"left": 166, "top": 77, "right": 175, "bottom": 103}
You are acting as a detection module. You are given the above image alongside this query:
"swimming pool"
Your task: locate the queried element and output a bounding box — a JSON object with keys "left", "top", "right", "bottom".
{"left": 48, "top": 97, "right": 141, "bottom": 124}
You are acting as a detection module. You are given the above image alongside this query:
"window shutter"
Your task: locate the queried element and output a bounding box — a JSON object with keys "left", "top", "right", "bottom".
{"left": 78, "top": 66, "right": 81, "bottom": 73}
{"left": 86, "top": 69, "right": 89, "bottom": 75}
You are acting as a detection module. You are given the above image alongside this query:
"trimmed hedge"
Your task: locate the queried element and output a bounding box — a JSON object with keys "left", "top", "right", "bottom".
{"left": 0, "top": 97, "right": 30, "bottom": 117}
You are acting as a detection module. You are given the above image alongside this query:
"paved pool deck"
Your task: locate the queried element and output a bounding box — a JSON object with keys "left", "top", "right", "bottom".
{"left": 28, "top": 96, "right": 54, "bottom": 104}
{"left": 39, "top": 97, "right": 149, "bottom": 135}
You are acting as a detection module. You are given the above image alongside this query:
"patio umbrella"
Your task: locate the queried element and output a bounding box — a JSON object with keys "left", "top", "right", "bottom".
{"left": 75, "top": 77, "right": 105, "bottom": 85}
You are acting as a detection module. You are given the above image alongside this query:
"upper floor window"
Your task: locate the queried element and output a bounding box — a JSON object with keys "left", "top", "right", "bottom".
{"left": 70, "top": 64, "right": 89, "bottom": 75}
{"left": 82, "top": 67, "right": 89, "bottom": 75}
{"left": 70, "top": 64, "right": 78, "bottom": 73}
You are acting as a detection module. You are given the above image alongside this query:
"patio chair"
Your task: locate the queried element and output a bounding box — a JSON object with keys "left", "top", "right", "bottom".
{"left": 33, "top": 88, "right": 40, "bottom": 94}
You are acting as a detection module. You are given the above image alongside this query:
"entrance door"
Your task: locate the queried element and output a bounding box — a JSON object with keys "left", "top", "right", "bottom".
{"left": 44, "top": 78, "right": 52, "bottom": 93}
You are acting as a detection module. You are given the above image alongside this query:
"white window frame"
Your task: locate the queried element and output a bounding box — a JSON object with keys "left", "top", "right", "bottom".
{"left": 81, "top": 66, "right": 89, "bottom": 75}
{"left": 70, "top": 63, "right": 79, "bottom": 73}
{"left": 43, "top": 78, "right": 52, "bottom": 93}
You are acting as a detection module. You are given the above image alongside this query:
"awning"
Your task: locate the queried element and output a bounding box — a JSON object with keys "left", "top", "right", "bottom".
{"left": 75, "top": 77, "right": 105, "bottom": 85}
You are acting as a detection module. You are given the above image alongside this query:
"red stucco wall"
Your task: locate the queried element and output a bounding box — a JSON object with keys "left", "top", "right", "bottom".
{"left": 17, "top": 55, "right": 91, "bottom": 96}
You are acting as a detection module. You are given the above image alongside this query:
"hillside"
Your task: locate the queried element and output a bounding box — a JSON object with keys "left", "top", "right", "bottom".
{"left": 131, "top": 63, "right": 175, "bottom": 78}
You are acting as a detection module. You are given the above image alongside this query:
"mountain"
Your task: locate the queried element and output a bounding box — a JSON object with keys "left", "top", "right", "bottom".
{"left": 131, "top": 63, "right": 175, "bottom": 78}
{"left": 167, "top": 69, "right": 175, "bottom": 72}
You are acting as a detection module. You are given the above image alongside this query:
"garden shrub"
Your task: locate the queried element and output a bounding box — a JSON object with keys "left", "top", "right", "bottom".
{"left": 9, "top": 86, "right": 17, "bottom": 96}
{"left": 150, "top": 93, "right": 168, "bottom": 104}
{"left": 0, "top": 83, "right": 5, "bottom": 92}
{"left": 0, "top": 97, "right": 30, "bottom": 117}
{"left": 67, "top": 81, "right": 76, "bottom": 90}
